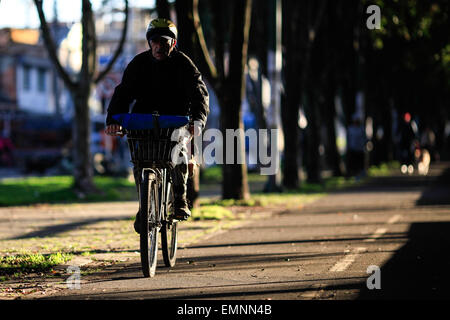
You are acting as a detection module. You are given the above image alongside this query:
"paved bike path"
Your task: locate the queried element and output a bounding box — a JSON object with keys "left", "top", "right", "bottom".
{"left": 34, "top": 162, "right": 450, "bottom": 300}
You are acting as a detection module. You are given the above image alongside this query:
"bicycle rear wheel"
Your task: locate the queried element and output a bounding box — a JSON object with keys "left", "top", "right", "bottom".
{"left": 161, "top": 182, "right": 178, "bottom": 267}
{"left": 139, "top": 170, "right": 159, "bottom": 278}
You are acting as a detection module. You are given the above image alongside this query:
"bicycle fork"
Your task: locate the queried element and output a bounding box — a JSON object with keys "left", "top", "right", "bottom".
{"left": 141, "top": 168, "right": 162, "bottom": 229}
{"left": 160, "top": 169, "right": 174, "bottom": 225}
{"left": 140, "top": 167, "right": 173, "bottom": 229}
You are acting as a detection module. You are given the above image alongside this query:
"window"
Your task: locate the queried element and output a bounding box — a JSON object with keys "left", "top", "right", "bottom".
{"left": 37, "top": 67, "right": 46, "bottom": 92}
{"left": 23, "top": 65, "right": 31, "bottom": 90}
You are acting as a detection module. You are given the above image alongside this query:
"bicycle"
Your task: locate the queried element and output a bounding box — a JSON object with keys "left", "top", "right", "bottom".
{"left": 113, "top": 112, "right": 190, "bottom": 277}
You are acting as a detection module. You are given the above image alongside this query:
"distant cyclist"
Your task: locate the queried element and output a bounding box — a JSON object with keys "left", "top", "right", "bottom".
{"left": 105, "top": 18, "right": 209, "bottom": 233}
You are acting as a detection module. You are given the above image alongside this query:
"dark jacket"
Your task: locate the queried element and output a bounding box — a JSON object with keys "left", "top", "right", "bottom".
{"left": 106, "top": 49, "right": 209, "bottom": 128}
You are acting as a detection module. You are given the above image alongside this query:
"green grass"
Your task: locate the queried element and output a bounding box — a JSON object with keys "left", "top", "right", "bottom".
{"left": 191, "top": 205, "right": 235, "bottom": 220}
{"left": 200, "top": 166, "right": 266, "bottom": 184}
{"left": 198, "top": 172, "right": 368, "bottom": 209}
{"left": 0, "top": 176, "right": 136, "bottom": 207}
{"left": 367, "top": 161, "right": 401, "bottom": 176}
{"left": 200, "top": 166, "right": 222, "bottom": 184}
{"left": 0, "top": 252, "right": 73, "bottom": 277}
{"left": 200, "top": 197, "right": 261, "bottom": 207}
{"left": 0, "top": 162, "right": 397, "bottom": 207}
{"left": 200, "top": 192, "right": 325, "bottom": 208}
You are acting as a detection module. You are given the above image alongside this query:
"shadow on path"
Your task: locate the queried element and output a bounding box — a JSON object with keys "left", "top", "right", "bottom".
{"left": 358, "top": 163, "right": 450, "bottom": 299}
{"left": 358, "top": 221, "right": 450, "bottom": 299}
{"left": 186, "top": 233, "right": 407, "bottom": 250}
{"left": 42, "top": 276, "right": 368, "bottom": 300}
{"left": 416, "top": 167, "right": 450, "bottom": 206}
{"left": 7, "top": 217, "right": 129, "bottom": 240}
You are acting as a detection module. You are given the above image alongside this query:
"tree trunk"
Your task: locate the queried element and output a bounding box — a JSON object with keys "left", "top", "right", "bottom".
{"left": 248, "top": 0, "right": 270, "bottom": 78}
{"left": 317, "top": 0, "right": 342, "bottom": 177}
{"left": 221, "top": 0, "right": 252, "bottom": 200}
{"left": 72, "top": 90, "right": 96, "bottom": 194}
{"left": 180, "top": 0, "right": 252, "bottom": 200}
{"left": 220, "top": 94, "right": 250, "bottom": 200}
{"left": 280, "top": 89, "right": 300, "bottom": 189}
{"left": 156, "top": 0, "right": 171, "bottom": 19}
{"left": 70, "top": 0, "right": 98, "bottom": 194}
{"left": 280, "top": 0, "right": 301, "bottom": 189}
{"left": 263, "top": 0, "right": 283, "bottom": 193}
{"left": 175, "top": 0, "right": 195, "bottom": 55}
{"left": 34, "top": 0, "right": 129, "bottom": 196}
{"left": 304, "top": 92, "right": 322, "bottom": 184}
{"left": 324, "top": 81, "right": 342, "bottom": 176}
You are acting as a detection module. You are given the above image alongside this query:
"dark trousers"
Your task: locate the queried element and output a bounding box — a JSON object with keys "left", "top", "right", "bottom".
{"left": 132, "top": 143, "right": 188, "bottom": 200}
{"left": 347, "top": 150, "right": 365, "bottom": 177}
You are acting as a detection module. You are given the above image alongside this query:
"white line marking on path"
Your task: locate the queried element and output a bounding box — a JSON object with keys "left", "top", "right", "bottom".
{"left": 330, "top": 247, "right": 367, "bottom": 272}
{"left": 328, "top": 215, "right": 400, "bottom": 274}
{"left": 364, "top": 228, "right": 388, "bottom": 242}
{"left": 387, "top": 215, "right": 402, "bottom": 224}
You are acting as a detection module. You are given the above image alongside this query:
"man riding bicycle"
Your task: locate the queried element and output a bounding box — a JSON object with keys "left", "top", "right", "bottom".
{"left": 105, "top": 18, "right": 209, "bottom": 233}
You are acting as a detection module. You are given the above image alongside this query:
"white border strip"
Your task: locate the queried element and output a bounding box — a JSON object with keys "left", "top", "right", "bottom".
{"left": 330, "top": 247, "right": 367, "bottom": 272}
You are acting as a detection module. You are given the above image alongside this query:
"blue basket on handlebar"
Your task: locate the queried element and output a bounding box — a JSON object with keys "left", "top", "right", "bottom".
{"left": 112, "top": 113, "right": 190, "bottom": 130}
{"left": 112, "top": 113, "right": 190, "bottom": 165}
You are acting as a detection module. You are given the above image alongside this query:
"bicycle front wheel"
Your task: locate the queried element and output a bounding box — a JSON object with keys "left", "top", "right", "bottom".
{"left": 139, "top": 171, "right": 159, "bottom": 278}
{"left": 161, "top": 182, "right": 178, "bottom": 267}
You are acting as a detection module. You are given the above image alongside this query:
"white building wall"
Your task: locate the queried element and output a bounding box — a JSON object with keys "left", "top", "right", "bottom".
{"left": 16, "top": 64, "right": 55, "bottom": 114}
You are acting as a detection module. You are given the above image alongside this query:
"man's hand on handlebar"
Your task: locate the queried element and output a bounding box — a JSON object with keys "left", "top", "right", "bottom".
{"left": 188, "top": 123, "right": 202, "bottom": 137}
{"left": 105, "top": 124, "right": 125, "bottom": 137}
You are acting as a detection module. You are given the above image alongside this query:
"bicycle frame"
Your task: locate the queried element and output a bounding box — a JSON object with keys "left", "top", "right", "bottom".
{"left": 120, "top": 120, "right": 187, "bottom": 277}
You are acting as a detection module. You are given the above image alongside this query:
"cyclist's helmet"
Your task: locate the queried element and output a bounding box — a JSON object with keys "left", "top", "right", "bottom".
{"left": 146, "top": 18, "right": 178, "bottom": 42}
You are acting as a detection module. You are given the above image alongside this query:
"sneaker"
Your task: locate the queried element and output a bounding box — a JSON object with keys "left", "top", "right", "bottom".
{"left": 172, "top": 198, "right": 191, "bottom": 221}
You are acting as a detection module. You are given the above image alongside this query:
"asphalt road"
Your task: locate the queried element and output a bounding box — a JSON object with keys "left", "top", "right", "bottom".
{"left": 40, "top": 162, "right": 450, "bottom": 301}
